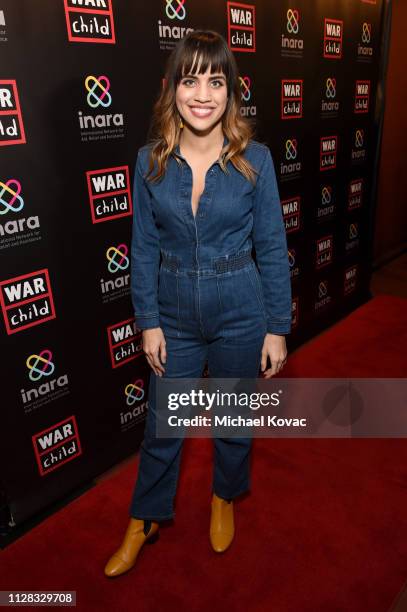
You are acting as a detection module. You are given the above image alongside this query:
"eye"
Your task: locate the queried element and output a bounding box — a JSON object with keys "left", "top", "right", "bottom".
{"left": 182, "top": 78, "right": 195, "bottom": 86}
{"left": 211, "top": 79, "right": 224, "bottom": 88}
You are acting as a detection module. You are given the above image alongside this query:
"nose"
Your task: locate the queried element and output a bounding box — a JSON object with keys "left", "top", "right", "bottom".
{"left": 194, "top": 82, "right": 212, "bottom": 103}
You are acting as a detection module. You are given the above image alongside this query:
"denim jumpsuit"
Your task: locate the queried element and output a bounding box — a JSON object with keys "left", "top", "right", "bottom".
{"left": 128, "top": 134, "right": 292, "bottom": 521}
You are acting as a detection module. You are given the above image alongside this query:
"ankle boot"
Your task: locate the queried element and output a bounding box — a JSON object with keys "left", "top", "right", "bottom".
{"left": 209, "top": 493, "right": 234, "bottom": 553}
{"left": 104, "top": 518, "right": 160, "bottom": 577}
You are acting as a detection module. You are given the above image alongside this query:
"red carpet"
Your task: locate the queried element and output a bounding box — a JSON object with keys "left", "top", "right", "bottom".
{"left": 1, "top": 295, "right": 406, "bottom": 611}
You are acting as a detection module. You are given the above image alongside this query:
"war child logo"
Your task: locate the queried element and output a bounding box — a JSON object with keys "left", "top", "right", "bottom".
{"left": 86, "top": 166, "right": 131, "bottom": 223}
{"left": 227, "top": 2, "right": 256, "bottom": 52}
{"left": 64, "top": 0, "right": 116, "bottom": 44}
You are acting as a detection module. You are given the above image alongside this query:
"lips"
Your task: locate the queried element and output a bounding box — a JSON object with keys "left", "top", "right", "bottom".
{"left": 189, "top": 106, "right": 215, "bottom": 117}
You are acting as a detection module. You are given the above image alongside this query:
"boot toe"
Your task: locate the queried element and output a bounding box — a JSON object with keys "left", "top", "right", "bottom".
{"left": 104, "top": 552, "right": 130, "bottom": 577}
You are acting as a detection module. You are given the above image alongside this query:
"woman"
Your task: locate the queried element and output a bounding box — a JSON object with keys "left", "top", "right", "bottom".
{"left": 104, "top": 29, "right": 292, "bottom": 577}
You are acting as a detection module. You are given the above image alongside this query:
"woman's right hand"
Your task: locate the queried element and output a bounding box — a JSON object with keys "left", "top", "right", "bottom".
{"left": 142, "top": 328, "right": 167, "bottom": 376}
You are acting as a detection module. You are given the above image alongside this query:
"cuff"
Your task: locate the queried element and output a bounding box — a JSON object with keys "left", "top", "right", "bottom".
{"left": 135, "top": 313, "right": 161, "bottom": 330}
{"left": 266, "top": 319, "right": 291, "bottom": 335}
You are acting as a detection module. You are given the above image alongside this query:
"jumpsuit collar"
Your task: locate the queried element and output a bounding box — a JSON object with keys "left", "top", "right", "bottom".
{"left": 172, "top": 134, "right": 229, "bottom": 165}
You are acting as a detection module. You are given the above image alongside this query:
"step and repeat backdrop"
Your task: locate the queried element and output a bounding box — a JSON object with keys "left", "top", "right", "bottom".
{"left": 1, "top": 0, "right": 385, "bottom": 526}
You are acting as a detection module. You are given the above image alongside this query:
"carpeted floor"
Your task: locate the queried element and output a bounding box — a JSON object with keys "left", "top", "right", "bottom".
{"left": 0, "top": 295, "right": 406, "bottom": 612}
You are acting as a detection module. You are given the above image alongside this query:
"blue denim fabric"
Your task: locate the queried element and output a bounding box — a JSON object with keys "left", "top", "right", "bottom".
{"left": 129, "top": 251, "right": 269, "bottom": 521}
{"left": 130, "top": 135, "right": 292, "bottom": 335}
{"left": 128, "top": 136, "right": 292, "bottom": 521}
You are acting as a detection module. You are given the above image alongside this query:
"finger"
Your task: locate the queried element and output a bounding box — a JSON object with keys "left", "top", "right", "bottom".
{"left": 260, "top": 347, "right": 267, "bottom": 372}
{"left": 151, "top": 352, "right": 165, "bottom": 375}
{"left": 270, "top": 360, "right": 278, "bottom": 377}
{"left": 160, "top": 340, "right": 167, "bottom": 365}
{"left": 145, "top": 349, "right": 164, "bottom": 376}
{"left": 145, "top": 355, "right": 159, "bottom": 376}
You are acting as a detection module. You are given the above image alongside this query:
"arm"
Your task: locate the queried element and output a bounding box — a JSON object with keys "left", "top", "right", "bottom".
{"left": 130, "top": 150, "right": 161, "bottom": 330}
{"left": 252, "top": 147, "right": 292, "bottom": 335}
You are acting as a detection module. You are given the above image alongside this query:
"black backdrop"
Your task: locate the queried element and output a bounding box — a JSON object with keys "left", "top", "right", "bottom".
{"left": 0, "top": 0, "right": 386, "bottom": 526}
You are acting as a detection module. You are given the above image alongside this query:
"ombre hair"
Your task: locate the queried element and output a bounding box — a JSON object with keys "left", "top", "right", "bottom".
{"left": 143, "top": 29, "right": 260, "bottom": 186}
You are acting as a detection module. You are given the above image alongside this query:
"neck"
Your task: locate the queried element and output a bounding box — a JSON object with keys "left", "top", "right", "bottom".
{"left": 179, "top": 125, "right": 225, "bottom": 156}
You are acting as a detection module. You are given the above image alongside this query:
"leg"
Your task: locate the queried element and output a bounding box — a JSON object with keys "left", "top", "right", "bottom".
{"left": 208, "top": 263, "right": 267, "bottom": 501}
{"left": 129, "top": 330, "right": 208, "bottom": 521}
{"left": 208, "top": 332, "right": 265, "bottom": 500}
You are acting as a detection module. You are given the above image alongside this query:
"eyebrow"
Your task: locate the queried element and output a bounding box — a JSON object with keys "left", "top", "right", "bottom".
{"left": 182, "top": 73, "right": 226, "bottom": 80}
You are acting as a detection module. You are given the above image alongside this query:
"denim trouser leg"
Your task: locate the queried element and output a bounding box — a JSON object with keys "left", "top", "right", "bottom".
{"left": 129, "top": 332, "right": 208, "bottom": 521}
{"left": 129, "top": 250, "right": 267, "bottom": 521}
{"left": 208, "top": 332, "right": 265, "bottom": 501}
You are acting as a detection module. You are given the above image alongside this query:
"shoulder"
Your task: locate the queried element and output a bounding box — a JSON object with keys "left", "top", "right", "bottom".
{"left": 243, "top": 139, "right": 272, "bottom": 167}
{"left": 242, "top": 139, "right": 275, "bottom": 181}
{"left": 134, "top": 144, "right": 158, "bottom": 180}
{"left": 136, "top": 144, "right": 152, "bottom": 168}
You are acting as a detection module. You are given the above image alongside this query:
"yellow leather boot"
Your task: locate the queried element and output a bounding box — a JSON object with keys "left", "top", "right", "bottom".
{"left": 209, "top": 493, "right": 234, "bottom": 553}
{"left": 104, "top": 518, "right": 160, "bottom": 577}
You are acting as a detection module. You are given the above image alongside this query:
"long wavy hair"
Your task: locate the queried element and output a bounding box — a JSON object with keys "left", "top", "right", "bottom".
{"left": 143, "top": 29, "right": 260, "bottom": 186}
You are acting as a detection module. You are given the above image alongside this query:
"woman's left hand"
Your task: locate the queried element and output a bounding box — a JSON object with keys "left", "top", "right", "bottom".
{"left": 261, "top": 333, "right": 288, "bottom": 378}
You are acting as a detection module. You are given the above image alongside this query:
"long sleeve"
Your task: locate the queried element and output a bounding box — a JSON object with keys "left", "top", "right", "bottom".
{"left": 130, "top": 150, "right": 161, "bottom": 330}
{"left": 252, "top": 147, "right": 292, "bottom": 335}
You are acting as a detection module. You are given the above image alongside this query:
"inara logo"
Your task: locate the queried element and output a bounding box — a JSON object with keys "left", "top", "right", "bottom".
{"left": 26, "top": 349, "right": 55, "bottom": 382}
{"left": 0, "top": 269, "right": 56, "bottom": 334}
{"left": 361, "top": 22, "right": 371, "bottom": 44}
{"left": 125, "top": 379, "right": 145, "bottom": 406}
{"left": 314, "top": 279, "right": 331, "bottom": 313}
{"left": 318, "top": 281, "right": 328, "bottom": 299}
{"left": 106, "top": 243, "right": 129, "bottom": 273}
{"left": 281, "top": 8, "right": 303, "bottom": 56}
{"left": 85, "top": 75, "right": 112, "bottom": 108}
{"left": 165, "top": 0, "right": 186, "bottom": 20}
{"left": 78, "top": 75, "right": 124, "bottom": 138}
{"left": 325, "top": 77, "right": 336, "bottom": 98}
{"left": 227, "top": 2, "right": 256, "bottom": 52}
{"left": 21, "top": 347, "right": 69, "bottom": 410}
{"left": 286, "top": 8, "right": 299, "bottom": 34}
{"left": 86, "top": 166, "right": 132, "bottom": 223}
{"left": 321, "top": 77, "right": 339, "bottom": 115}
{"left": 355, "top": 129, "right": 364, "bottom": 148}
{"left": 317, "top": 185, "right": 335, "bottom": 220}
{"left": 0, "top": 80, "right": 26, "bottom": 146}
{"left": 321, "top": 185, "right": 333, "bottom": 206}
{"left": 285, "top": 139, "right": 297, "bottom": 161}
{"left": 358, "top": 22, "right": 373, "bottom": 60}
{"left": 0, "top": 179, "right": 24, "bottom": 215}
{"left": 100, "top": 244, "right": 130, "bottom": 300}
{"left": 280, "top": 138, "right": 301, "bottom": 179}
{"left": 64, "top": 0, "right": 116, "bottom": 44}
{"left": 239, "top": 75, "right": 251, "bottom": 102}
{"left": 239, "top": 75, "right": 256, "bottom": 117}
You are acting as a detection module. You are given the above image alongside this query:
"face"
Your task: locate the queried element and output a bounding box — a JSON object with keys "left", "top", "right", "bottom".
{"left": 175, "top": 60, "right": 228, "bottom": 133}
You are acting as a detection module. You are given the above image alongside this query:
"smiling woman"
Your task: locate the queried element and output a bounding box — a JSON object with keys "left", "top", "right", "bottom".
{"left": 177, "top": 71, "right": 227, "bottom": 121}
{"left": 104, "top": 29, "right": 292, "bottom": 579}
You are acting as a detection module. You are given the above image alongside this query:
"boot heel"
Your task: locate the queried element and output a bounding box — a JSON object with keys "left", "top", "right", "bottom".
{"left": 146, "top": 531, "right": 160, "bottom": 545}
